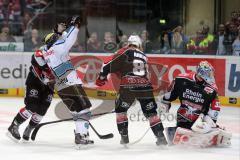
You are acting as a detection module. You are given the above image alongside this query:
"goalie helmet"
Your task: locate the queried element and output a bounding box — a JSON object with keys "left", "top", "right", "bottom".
{"left": 196, "top": 61, "right": 215, "bottom": 84}
{"left": 128, "top": 35, "right": 142, "bottom": 48}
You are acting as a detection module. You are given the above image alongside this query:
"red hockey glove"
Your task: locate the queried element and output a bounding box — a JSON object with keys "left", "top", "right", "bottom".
{"left": 96, "top": 75, "right": 107, "bottom": 86}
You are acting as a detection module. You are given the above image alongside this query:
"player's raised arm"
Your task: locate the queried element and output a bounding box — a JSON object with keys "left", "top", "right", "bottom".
{"left": 62, "top": 16, "right": 81, "bottom": 52}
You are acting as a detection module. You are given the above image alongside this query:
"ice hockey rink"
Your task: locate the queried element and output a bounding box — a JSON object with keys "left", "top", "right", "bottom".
{"left": 0, "top": 97, "right": 239, "bottom": 160}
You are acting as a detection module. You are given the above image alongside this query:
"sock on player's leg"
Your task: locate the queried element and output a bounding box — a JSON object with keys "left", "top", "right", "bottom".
{"left": 8, "top": 108, "right": 32, "bottom": 140}
{"left": 116, "top": 113, "right": 129, "bottom": 144}
{"left": 23, "top": 113, "right": 43, "bottom": 141}
{"left": 148, "top": 115, "right": 168, "bottom": 145}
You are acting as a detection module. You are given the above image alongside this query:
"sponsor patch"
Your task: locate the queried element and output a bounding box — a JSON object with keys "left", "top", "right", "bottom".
{"left": 204, "top": 86, "right": 214, "bottom": 94}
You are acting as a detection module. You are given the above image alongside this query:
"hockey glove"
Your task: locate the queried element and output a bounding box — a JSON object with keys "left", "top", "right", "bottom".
{"left": 69, "top": 16, "right": 81, "bottom": 27}
{"left": 96, "top": 75, "right": 107, "bottom": 86}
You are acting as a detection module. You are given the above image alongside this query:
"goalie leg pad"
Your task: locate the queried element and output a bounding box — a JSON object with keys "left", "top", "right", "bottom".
{"left": 173, "top": 127, "right": 220, "bottom": 147}
{"left": 216, "top": 129, "right": 232, "bottom": 147}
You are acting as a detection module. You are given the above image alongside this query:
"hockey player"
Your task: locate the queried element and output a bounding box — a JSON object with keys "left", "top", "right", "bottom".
{"left": 161, "top": 61, "right": 231, "bottom": 147}
{"left": 7, "top": 39, "right": 56, "bottom": 141}
{"left": 96, "top": 35, "right": 168, "bottom": 146}
{"left": 7, "top": 21, "right": 67, "bottom": 141}
{"left": 42, "top": 16, "right": 94, "bottom": 147}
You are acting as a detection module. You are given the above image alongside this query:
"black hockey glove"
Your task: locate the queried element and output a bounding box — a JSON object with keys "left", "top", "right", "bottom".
{"left": 69, "top": 16, "right": 81, "bottom": 27}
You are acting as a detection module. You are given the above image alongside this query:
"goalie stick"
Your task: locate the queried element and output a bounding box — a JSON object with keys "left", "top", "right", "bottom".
{"left": 31, "top": 111, "right": 115, "bottom": 141}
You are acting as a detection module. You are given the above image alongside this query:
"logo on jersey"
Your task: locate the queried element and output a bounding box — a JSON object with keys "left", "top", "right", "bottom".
{"left": 145, "top": 102, "right": 155, "bottom": 110}
{"left": 29, "top": 89, "right": 38, "bottom": 97}
{"left": 204, "top": 86, "right": 214, "bottom": 94}
{"left": 44, "top": 50, "right": 54, "bottom": 57}
{"left": 182, "top": 89, "right": 204, "bottom": 103}
{"left": 47, "top": 94, "right": 53, "bottom": 103}
{"left": 121, "top": 102, "right": 130, "bottom": 108}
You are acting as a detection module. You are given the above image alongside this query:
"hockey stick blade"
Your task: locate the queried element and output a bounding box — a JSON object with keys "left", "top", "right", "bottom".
{"left": 99, "top": 133, "right": 114, "bottom": 139}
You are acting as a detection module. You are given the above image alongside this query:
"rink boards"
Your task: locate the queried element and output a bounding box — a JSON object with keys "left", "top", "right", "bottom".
{"left": 0, "top": 52, "right": 239, "bottom": 107}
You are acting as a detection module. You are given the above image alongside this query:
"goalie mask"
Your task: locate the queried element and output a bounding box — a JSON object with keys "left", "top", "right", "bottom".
{"left": 196, "top": 61, "right": 215, "bottom": 84}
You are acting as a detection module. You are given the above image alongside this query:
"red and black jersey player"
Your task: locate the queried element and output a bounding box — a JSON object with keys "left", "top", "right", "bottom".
{"left": 7, "top": 33, "right": 60, "bottom": 141}
{"left": 96, "top": 35, "right": 168, "bottom": 146}
{"left": 161, "top": 61, "right": 221, "bottom": 143}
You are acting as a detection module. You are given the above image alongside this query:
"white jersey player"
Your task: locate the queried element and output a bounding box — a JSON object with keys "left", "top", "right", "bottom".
{"left": 42, "top": 16, "right": 94, "bottom": 147}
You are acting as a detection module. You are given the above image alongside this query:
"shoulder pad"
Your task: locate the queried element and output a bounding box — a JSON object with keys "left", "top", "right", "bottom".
{"left": 177, "top": 72, "right": 196, "bottom": 81}
{"left": 34, "top": 50, "right": 43, "bottom": 57}
{"left": 116, "top": 46, "right": 130, "bottom": 55}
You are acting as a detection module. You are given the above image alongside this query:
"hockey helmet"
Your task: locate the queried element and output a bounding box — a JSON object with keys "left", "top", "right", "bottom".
{"left": 196, "top": 61, "right": 215, "bottom": 84}
{"left": 43, "top": 32, "right": 59, "bottom": 49}
{"left": 128, "top": 35, "right": 142, "bottom": 48}
{"left": 53, "top": 22, "right": 67, "bottom": 35}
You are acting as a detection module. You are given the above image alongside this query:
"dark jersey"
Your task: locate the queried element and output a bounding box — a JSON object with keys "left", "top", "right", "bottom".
{"left": 163, "top": 72, "right": 220, "bottom": 126}
{"left": 101, "top": 47, "right": 150, "bottom": 87}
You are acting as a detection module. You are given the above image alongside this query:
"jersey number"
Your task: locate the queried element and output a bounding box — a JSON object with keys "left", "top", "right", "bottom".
{"left": 133, "top": 59, "right": 146, "bottom": 76}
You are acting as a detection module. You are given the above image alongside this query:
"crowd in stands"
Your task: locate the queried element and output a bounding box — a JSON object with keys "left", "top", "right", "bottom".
{"left": 0, "top": 2, "right": 239, "bottom": 55}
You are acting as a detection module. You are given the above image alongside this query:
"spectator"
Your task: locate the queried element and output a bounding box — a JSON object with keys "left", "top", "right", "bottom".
{"left": 103, "top": 31, "right": 114, "bottom": 44}
{"left": 230, "top": 11, "right": 239, "bottom": 27}
{"left": 202, "top": 25, "right": 214, "bottom": 45}
{"left": 187, "top": 29, "right": 204, "bottom": 54}
{"left": 71, "top": 40, "right": 84, "bottom": 52}
{"left": 187, "top": 26, "right": 214, "bottom": 54}
{"left": 87, "top": 32, "right": 101, "bottom": 52}
{"left": 102, "top": 31, "right": 116, "bottom": 52}
{"left": 232, "top": 29, "right": 240, "bottom": 56}
{"left": 224, "top": 23, "right": 238, "bottom": 54}
{"left": 0, "top": 25, "right": 16, "bottom": 42}
{"left": 24, "top": 28, "right": 41, "bottom": 51}
{"left": 171, "top": 31, "right": 185, "bottom": 54}
{"left": 141, "top": 30, "right": 153, "bottom": 53}
{"left": 160, "top": 31, "right": 171, "bottom": 54}
{"left": 172, "top": 25, "right": 189, "bottom": 44}
{"left": 118, "top": 34, "right": 128, "bottom": 48}
{"left": 0, "top": 0, "right": 22, "bottom": 35}
{"left": 214, "top": 24, "right": 227, "bottom": 55}
{"left": 22, "top": 12, "right": 33, "bottom": 35}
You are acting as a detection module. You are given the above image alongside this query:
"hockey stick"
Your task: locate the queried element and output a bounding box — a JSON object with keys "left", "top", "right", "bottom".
{"left": 128, "top": 127, "right": 151, "bottom": 146}
{"left": 31, "top": 111, "right": 115, "bottom": 141}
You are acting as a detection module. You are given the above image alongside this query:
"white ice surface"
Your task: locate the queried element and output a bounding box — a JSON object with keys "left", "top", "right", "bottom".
{"left": 0, "top": 97, "right": 239, "bottom": 160}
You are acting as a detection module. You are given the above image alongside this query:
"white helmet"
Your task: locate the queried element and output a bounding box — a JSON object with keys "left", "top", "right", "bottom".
{"left": 128, "top": 35, "right": 142, "bottom": 48}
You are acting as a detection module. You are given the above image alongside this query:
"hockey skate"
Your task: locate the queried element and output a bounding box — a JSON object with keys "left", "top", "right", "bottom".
{"left": 120, "top": 134, "right": 129, "bottom": 145}
{"left": 156, "top": 135, "right": 168, "bottom": 146}
{"left": 75, "top": 132, "right": 94, "bottom": 149}
{"left": 152, "top": 126, "right": 168, "bottom": 146}
{"left": 7, "top": 121, "right": 21, "bottom": 141}
{"left": 22, "top": 125, "right": 35, "bottom": 141}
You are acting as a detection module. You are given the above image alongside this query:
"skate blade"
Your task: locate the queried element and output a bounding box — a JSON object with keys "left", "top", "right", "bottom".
{"left": 21, "top": 138, "right": 31, "bottom": 143}
{"left": 75, "top": 143, "right": 94, "bottom": 150}
{"left": 156, "top": 143, "right": 169, "bottom": 149}
{"left": 121, "top": 143, "right": 129, "bottom": 149}
{"left": 6, "top": 131, "right": 20, "bottom": 143}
